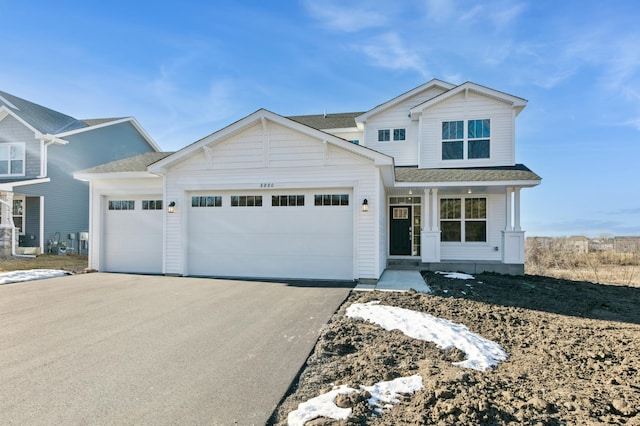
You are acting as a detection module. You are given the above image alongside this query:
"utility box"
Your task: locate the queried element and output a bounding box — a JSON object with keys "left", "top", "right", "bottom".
{"left": 79, "top": 232, "right": 89, "bottom": 241}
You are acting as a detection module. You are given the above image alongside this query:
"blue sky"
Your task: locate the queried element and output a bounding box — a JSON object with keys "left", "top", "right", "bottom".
{"left": 2, "top": 0, "right": 639, "bottom": 237}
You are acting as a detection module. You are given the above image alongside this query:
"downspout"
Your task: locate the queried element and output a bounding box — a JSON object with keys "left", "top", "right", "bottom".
{"left": 0, "top": 198, "right": 35, "bottom": 258}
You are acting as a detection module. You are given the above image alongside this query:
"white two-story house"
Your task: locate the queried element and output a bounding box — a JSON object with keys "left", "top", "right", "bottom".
{"left": 75, "top": 80, "right": 541, "bottom": 280}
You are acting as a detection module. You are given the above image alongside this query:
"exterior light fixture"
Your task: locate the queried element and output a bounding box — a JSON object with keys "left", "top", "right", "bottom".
{"left": 168, "top": 201, "right": 176, "bottom": 213}
{"left": 362, "top": 199, "right": 369, "bottom": 212}
{"left": 467, "top": 188, "right": 472, "bottom": 194}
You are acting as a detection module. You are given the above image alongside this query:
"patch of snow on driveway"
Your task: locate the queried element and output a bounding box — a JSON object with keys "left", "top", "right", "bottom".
{"left": 0, "top": 269, "right": 70, "bottom": 285}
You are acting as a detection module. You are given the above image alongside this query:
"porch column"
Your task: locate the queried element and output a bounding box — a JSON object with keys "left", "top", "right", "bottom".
{"left": 421, "top": 188, "right": 441, "bottom": 263}
{"left": 505, "top": 187, "right": 513, "bottom": 231}
{"left": 514, "top": 187, "right": 521, "bottom": 231}
{"left": 0, "top": 191, "right": 15, "bottom": 256}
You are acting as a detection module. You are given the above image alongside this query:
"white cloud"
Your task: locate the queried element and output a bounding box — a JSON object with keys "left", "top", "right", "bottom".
{"left": 354, "top": 32, "right": 429, "bottom": 77}
{"left": 303, "top": 0, "right": 387, "bottom": 32}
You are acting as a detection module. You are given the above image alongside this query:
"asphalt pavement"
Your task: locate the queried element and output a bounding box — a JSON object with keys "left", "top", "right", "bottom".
{"left": 0, "top": 273, "right": 352, "bottom": 425}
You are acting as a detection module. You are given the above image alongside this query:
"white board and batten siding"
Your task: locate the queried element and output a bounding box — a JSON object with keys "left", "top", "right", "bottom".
{"left": 163, "top": 120, "right": 385, "bottom": 280}
{"left": 439, "top": 193, "right": 505, "bottom": 262}
{"left": 419, "top": 92, "right": 516, "bottom": 169}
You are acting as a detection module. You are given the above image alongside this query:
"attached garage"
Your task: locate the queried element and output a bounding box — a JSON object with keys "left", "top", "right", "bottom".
{"left": 102, "top": 195, "right": 163, "bottom": 274}
{"left": 186, "top": 189, "right": 353, "bottom": 280}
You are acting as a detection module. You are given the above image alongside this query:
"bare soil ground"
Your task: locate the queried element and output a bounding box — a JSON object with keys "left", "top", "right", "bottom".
{"left": 0, "top": 254, "right": 88, "bottom": 274}
{"left": 271, "top": 272, "right": 640, "bottom": 425}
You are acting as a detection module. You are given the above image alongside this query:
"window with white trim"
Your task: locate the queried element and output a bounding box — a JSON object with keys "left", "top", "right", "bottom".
{"left": 442, "top": 119, "right": 490, "bottom": 160}
{"left": 377, "top": 128, "right": 406, "bottom": 142}
{"left": 0, "top": 143, "right": 25, "bottom": 176}
{"left": 440, "top": 197, "right": 487, "bottom": 242}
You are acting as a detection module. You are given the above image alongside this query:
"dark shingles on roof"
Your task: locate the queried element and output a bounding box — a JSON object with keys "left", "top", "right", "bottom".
{"left": 395, "top": 164, "right": 541, "bottom": 183}
{"left": 78, "top": 152, "right": 174, "bottom": 174}
{"left": 0, "top": 90, "right": 87, "bottom": 134}
{"left": 287, "top": 112, "right": 364, "bottom": 130}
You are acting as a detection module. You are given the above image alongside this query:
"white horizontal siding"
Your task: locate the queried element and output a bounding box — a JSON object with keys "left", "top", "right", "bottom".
{"left": 163, "top": 125, "right": 383, "bottom": 279}
{"left": 362, "top": 86, "right": 447, "bottom": 166}
{"left": 419, "top": 92, "right": 516, "bottom": 168}
{"left": 440, "top": 193, "right": 505, "bottom": 261}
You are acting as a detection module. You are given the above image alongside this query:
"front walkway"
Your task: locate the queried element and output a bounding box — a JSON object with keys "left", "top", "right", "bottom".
{"left": 354, "top": 269, "right": 431, "bottom": 293}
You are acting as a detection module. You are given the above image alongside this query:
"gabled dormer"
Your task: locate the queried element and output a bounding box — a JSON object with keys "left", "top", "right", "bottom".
{"left": 409, "top": 82, "right": 527, "bottom": 169}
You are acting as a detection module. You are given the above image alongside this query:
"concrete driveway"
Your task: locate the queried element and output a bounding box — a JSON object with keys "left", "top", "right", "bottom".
{"left": 0, "top": 273, "right": 352, "bottom": 425}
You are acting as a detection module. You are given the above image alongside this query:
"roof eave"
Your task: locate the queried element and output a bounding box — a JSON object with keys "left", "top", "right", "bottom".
{"left": 73, "top": 171, "right": 161, "bottom": 181}
{"left": 394, "top": 179, "right": 541, "bottom": 188}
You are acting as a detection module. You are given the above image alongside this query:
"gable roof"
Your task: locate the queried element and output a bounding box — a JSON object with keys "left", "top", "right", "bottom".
{"left": 0, "top": 90, "right": 87, "bottom": 135}
{"left": 148, "top": 108, "right": 394, "bottom": 174}
{"left": 356, "top": 79, "right": 456, "bottom": 123}
{"left": 409, "top": 81, "right": 528, "bottom": 119}
{"left": 287, "top": 112, "right": 365, "bottom": 130}
{"left": 74, "top": 152, "right": 173, "bottom": 179}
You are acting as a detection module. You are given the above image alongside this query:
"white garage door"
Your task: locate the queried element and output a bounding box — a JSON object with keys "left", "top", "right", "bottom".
{"left": 103, "top": 196, "right": 163, "bottom": 274}
{"left": 187, "top": 189, "right": 353, "bottom": 280}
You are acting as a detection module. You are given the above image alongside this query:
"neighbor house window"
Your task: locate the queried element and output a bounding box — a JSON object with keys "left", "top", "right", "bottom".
{"left": 440, "top": 197, "right": 487, "bottom": 242}
{"left": 442, "top": 119, "right": 490, "bottom": 160}
{"left": 272, "top": 195, "right": 304, "bottom": 206}
{"left": 191, "top": 196, "right": 222, "bottom": 207}
{"left": 142, "top": 200, "right": 163, "bottom": 210}
{"left": 314, "top": 194, "right": 349, "bottom": 206}
{"left": 108, "top": 200, "right": 135, "bottom": 210}
{"left": 0, "top": 143, "right": 25, "bottom": 175}
{"left": 230, "top": 195, "right": 262, "bottom": 207}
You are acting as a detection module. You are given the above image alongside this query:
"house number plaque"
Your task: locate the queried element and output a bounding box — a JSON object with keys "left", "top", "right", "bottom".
{"left": 260, "top": 183, "right": 275, "bottom": 188}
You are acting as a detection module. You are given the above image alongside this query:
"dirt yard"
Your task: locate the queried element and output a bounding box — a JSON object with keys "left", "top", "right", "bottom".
{"left": 271, "top": 272, "right": 640, "bottom": 425}
{"left": 0, "top": 254, "right": 88, "bottom": 274}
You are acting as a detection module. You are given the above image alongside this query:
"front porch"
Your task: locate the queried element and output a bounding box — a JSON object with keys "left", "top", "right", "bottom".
{"left": 387, "top": 258, "right": 525, "bottom": 275}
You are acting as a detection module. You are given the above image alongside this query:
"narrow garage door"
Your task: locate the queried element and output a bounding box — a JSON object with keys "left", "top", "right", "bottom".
{"left": 187, "top": 189, "right": 353, "bottom": 280}
{"left": 103, "top": 196, "right": 163, "bottom": 274}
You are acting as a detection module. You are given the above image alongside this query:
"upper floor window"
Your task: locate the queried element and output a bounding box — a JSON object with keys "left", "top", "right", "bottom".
{"left": 0, "top": 143, "right": 25, "bottom": 176}
{"left": 378, "top": 128, "right": 406, "bottom": 142}
{"left": 442, "top": 120, "right": 490, "bottom": 160}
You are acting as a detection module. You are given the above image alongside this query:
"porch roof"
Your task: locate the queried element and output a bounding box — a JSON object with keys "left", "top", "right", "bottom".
{"left": 395, "top": 164, "right": 541, "bottom": 184}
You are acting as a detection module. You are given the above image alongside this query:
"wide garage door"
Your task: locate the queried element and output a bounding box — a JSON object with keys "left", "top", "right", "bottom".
{"left": 103, "top": 196, "right": 163, "bottom": 274}
{"left": 187, "top": 189, "right": 353, "bottom": 280}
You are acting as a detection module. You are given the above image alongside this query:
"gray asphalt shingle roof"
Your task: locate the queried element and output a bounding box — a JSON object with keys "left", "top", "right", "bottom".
{"left": 0, "top": 90, "right": 87, "bottom": 134}
{"left": 395, "top": 164, "right": 541, "bottom": 183}
{"left": 78, "top": 152, "right": 174, "bottom": 174}
{"left": 287, "top": 112, "right": 364, "bottom": 130}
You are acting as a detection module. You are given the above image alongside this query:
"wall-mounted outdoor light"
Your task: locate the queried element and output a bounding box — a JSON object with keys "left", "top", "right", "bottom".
{"left": 168, "top": 201, "right": 176, "bottom": 213}
{"left": 361, "top": 199, "right": 369, "bottom": 212}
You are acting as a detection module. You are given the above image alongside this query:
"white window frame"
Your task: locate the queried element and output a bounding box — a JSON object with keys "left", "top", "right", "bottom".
{"left": 441, "top": 119, "right": 490, "bottom": 161}
{"left": 0, "top": 143, "right": 26, "bottom": 176}
{"left": 439, "top": 196, "right": 488, "bottom": 243}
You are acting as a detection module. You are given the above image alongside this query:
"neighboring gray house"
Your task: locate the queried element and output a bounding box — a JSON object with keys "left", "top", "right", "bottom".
{"left": 0, "top": 90, "right": 159, "bottom": 255}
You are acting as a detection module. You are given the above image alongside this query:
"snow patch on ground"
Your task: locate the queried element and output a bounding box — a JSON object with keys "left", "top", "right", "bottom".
{"left": 346, "top": 301, "right": 507, "bottom": 371}
{"left": 287, "top": 375, "right": 424, "bottom": 425}
{"left": 436, "top": 271, "right": 475, "bottom": 280}
{"left": 0, "top": 269, "right": 70, "bottom": 285}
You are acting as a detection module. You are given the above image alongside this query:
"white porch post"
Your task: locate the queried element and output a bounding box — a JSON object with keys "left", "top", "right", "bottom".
{"left": 514, "top": 187, "right": 521, "bottom": 231}
{"left": 502, "top": 186, "right": 525, "bottom": 264}
{"left": 0, "top": 191, "right": 15, "bottom": 256}
{"left": 421, "top": 188, "right": 441, "bottom": 263}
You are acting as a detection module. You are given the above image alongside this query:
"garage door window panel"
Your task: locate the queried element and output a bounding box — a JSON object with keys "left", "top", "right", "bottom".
{"left": 272, "top": 195, "right": 305, "bottom": 206}
{"left": 142, "top": 200, "right": 163, "bottom": 210}
{"left": 108, "top": 200, "right": 135, "bottom": 210}
{"left": 231, "top": 195, "right": 263, "bottom": 207}
{"left": 314, "top": 194, "right": 349, "bottom": 206}
{"left": 192, "top": 196, "right": 222, "bottom": 207}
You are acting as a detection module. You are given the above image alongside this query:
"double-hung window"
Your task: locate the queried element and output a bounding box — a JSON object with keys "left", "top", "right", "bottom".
{"left": 442, "top": 119, "right": 490, "bottom": 160}
{"left": 440, "top": 197, "right": 487, "bottom": 242}
{"left": 0, "top": 143, "right": 25, "bottom": 176}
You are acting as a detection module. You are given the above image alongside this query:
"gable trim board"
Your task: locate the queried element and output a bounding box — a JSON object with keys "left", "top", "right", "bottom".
{"left": 76, "top": 81, "right": 541, "bottom": 280}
